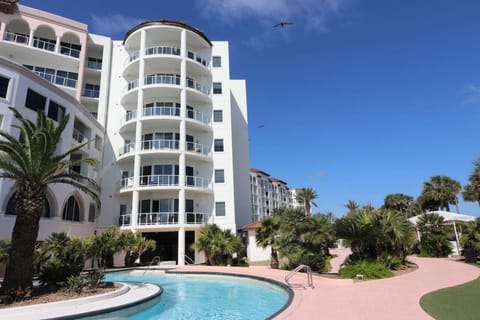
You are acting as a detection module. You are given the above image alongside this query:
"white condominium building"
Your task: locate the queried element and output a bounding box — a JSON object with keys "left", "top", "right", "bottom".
{"left": 250, "top": 168, "right": 291, "bottom": 221}
{"left": 0, "top": 2, "right": 251, "bottom": 266}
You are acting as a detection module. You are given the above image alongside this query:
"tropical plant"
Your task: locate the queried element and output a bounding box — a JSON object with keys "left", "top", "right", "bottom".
{"left": 416, "top": 213, "right": 452, "bottom": 257}
{"left": 338, "top": 260, "right": 393, "bottom": 279}
{"left": 84, "top": 269, "right": 105, "bottom": 289}
{"left": 295, "top": 188, "right": 319, "bottom": 214}
{"left": 0, "top": 240, "right": 10, "bottom": 265}
{"left": 123, "top": 231, "right": 156, "bottom": 267}
{"left": 0, "top": 108, "right": 99, "bottom": 294}
{"left": 210, "top": 229, "right": 243, "bottom": 266}
{"left": 461, "top": 218, "right": 480, "bottom": 252}
{"left": 344, "top": 200, "right": 360, "bottom": 213}
{"left": 463, "top": 159, "right": 480, "bottom": 207}
{"left": 383, "top": 193, "right": 415, "bottom": 217}
{"left": 192, "top": 224, "right": 222, "bottom": 265}
{"left": 65, "top": 275, "right": 84, "bottom": 294}
{"left": 418, "top": 175, "right": 462, "bottom": 212}
{"left": 256, "top": 217, "right": 280, "bottom": 268}
{"left": 89, "top": 227, "right": 126, "bottom": 268}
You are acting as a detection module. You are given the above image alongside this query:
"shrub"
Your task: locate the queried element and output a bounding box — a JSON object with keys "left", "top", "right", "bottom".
{"left": 39, "top": 256, "right": 81, "bottom": 287}
{"left": 380, "top": 254, "right": 404, "bottom": 271}
{"left": 65, "top": 275, "right": 84, "bottom": 294}
{"left": 84, "top": 269, "right": 105, "bottom": 289}
{"left": 339, "top": 260, "right": 394, "bottom": 279}
{"left": 417, "top": 235, "right": 452, "bottom": 257}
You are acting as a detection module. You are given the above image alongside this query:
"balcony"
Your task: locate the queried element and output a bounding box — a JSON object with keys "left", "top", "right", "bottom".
{"left": 185, "top": 176, "right": 210, "bottom": 189}
{"left": 143, "top": 105, "right": 180, "bottom": 118}
{"left": 186, "top": 141, "right": 209, "bottom": 156}
{"left": 124, "top": 79, "right": 139, "bottom": 92}
{"left": 33, "top": 37, "right": 55, "bottom": 52}
{"left": 82, "top": 87, "right": 100, "bottom": 98}
{"left": 187, "top": 108, "right": 209, "bottom": 125}
{"left": 125, "top": 50, "right": 140, "bottom": 64}
{"left": 145, "top": 74, "right": 180, "bottom": 86}
{"left": 3, "top": 31, "right": 29, "bottom": 45}
{"left": 87, "top": 60, "right": 102, "bottom": 70}
{"left": 142, "top": 139, "right": 179, "bottom": 152}
{"left": 72, "top": 128, "right": 86, "bottom": 143}
{"left": 187, "top": 78, "right": 210, "bottom": 95}
{"left": 117, "top": 212, "right": 207, "bottom": 227}
{"left": 187, "top": 50, "right": 207, "bottom": 67}
{"left": 118, "top": 142, "right": 135, "bottom": 156}
{"left": 119, "top": 177, "right": 134, "bottom": 190}
{"left": 139, "top": 174, "right": 179, "bottom": 187}
{"left": 60, "top": 45, "right": 80, "bottom": 58}
{"left": 33, "top": 71, "right": 77, "bottom": 89}
{"left": 145, "top": 45, "right": 181, "bottom": 57}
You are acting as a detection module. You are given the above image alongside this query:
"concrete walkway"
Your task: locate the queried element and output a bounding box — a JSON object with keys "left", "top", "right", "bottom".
{"left": 0, "top": 282, "right": 161, "bottom": 320}
{"left": 178, "top": 256, "right": 480, "bottom": 320}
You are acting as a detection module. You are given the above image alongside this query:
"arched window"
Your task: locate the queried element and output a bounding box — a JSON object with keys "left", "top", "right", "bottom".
{"left": 5, "top": 192, "right": 51, "bottom": 218}
{"left": 62, "top": 196, "right": 81, "bottom": 222}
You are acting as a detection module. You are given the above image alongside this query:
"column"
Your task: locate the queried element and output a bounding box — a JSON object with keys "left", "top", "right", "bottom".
{"left": 178, "top": 29, "right": 187, "bottom": 226}
{"left": 28, "top": 29, "right": 34, "bottom": 47}
{"left": 177, "top": 227, "right": 185, "bottom": 266}
{"left": 55, "top": 36, "right": 61, "bottom": 53}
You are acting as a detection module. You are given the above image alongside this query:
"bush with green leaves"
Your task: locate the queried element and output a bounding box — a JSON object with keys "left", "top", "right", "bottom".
{"left": 65, "top": 275, "right": 84, "bottom": 294}
{"left": 339, "top": 260, "right": 394, "bottom": 279}
{"left": 39, "top": 256, "right": 81, "bottom": 287}
{"left": 84, "top": 269, "right": 105, "bottom": 289}
{"left": 416, "top": 213, "right": 452, "bottom": 257}
{"left": 380, "top": 254, "right": 404, "bottom": 271}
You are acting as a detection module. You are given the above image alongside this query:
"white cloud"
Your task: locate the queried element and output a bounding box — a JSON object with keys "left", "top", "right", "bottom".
{"left": 89, "top": 14, "right": 144, "bottom": 37}
{"left": 197, "top": 0, "right": 350, "bottom": 32}
{"left": 464, "top": 84, "right": 480, "bottom": 105}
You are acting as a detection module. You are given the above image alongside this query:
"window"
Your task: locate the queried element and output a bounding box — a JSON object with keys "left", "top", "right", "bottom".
{"left": 213, "top": 110, "right": 223, "bottom": 122}
{"left": 0, "top": 75, "right": 9, "bottom": 98}
{"left": 94, "top": 135, "right": 102, "bottom": 150}
{"left": 62, "top": 196, "right": 81, "bottom": 221}
{"left": 25, "top": 89, "right": 46, "bottom": 112}
{"left": 215, "top": 202, "right": 226, "bottom": 216}
{"left": 212, "top": 56, "right": 222, "bottom": 67}
{"left": 47, "top": 100, "right": 66, "bottom": 121}
{"left": 214, "top": 139, "right": 224, "bottom": 152}
{"left": 213, "top": 82, "right": 222, "bottom": 94}
{"left": 88, "top": 203, "right": 96, "bottom": 222}
{"left": 215, "top": 169, "right": 225, "bottom": 183}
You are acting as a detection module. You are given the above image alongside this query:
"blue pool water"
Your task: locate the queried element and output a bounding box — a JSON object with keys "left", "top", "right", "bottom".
{"left": 83, "top": 271, "right": 291, "bottom": 320}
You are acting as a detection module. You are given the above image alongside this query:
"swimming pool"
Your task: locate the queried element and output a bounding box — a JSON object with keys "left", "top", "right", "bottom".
{"left": 81, "top": 271, "right": 292, "bottom": 320}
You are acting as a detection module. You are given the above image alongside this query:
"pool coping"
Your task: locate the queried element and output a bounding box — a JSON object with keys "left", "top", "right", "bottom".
{"left": 0, "top": 281, "right": 163, "bottom": 320}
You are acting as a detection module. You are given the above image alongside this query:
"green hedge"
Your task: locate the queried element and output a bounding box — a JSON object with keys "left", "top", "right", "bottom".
{"left": 339, "top": 260, "right": 393, "bottom": 279}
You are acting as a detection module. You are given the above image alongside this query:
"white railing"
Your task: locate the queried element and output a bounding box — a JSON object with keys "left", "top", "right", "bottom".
{"left": 125, "top": 50, "right": 140, "bottom": 64}
{"left": 186, "top": 141, "right": 209, "bottom": 156}
{"left": 187, "top": 50, "right": 207, "bottom": 67}
{"left": 124, "top": 79, "right": 139, "bottom": 92}
{"left": 33, "top": 71, "right": 77, "bottom": 88}
{"left": 185, "top": 176, "right": 210, "bottom": 189}
{"left": 33, "top": 38, "right": 55, "bottom": 52}
{"left": 72, "top": 128, "right": 86, "bottom": 143}
{"left": 138, "top": 212, "right": 179, "bottom": 225}
{"left": 143, "top": 106, "right": 180, "bottom": 117}
{"left": 145, "top": 74, "right": 181, "bottom": 86}
{"left": 3, "top": 32, "right": 29, "bottom": 44}
{"left": 186, "top": 78, "right": 210, "bottom": 95}
{"left": 118, "top": 142, "right": 135, "bottom": 156}
{"left": 60, "top": 45, "right": 80, "bottom": 58}
{"left": 140, "top": 174, "right": 179, "bottom": 187}
{"left": 145, "top": 46, "right": 181, "bottom": 57}
{"left": 119, "top": 177, "right": 134, "bottom": 190}
{"left": 186, "top": 212, "right": 207, "bottom": 224}
{"left": 187, "top": 108, "right": 210, "bottom": 124}
{"left": 118, "top": 214, "right": 132, "bottom": 226}
{"left": 142, "top": 139, "right": 179, "bottom": 151}
{"left": 120, "top": 111, "right": 137, "bottom": 124}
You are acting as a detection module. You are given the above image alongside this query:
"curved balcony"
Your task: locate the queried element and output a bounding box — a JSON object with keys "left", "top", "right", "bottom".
{"left": 186, "top": 78, "right": 210, "bottom": 96}
{"left": 143, "top": 105, "right": 180, "bottom": 118}
{"left": 185, "top": 176, "right": 211, "bottom": 189}
{"left": 141, "top": 139, "right": 179, "bottom": 152}
{"left": 120, "top": 110, "right": 137, "bottom": 125}
{"left": 140, "top": 174, "right": 179, "bottom": 187}
{"left": 186, "top": 141, "right": 210, "bottom": 157}
{"left": 123, "top": 79, "right": 139, "bottom": 93}
{"left": 118, "top": 142, "right": 135, "bottom": 158}
{"left": 118, "top": 212, "right": 207, "bottom": 227}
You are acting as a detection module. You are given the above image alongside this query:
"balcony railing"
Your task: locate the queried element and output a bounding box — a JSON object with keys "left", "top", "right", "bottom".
{"left": 82, "top": 88, "right": 100, "bottom": 98}
{"left": 187, "top": 78, "right": 210, "bottom": 95}
{"left": 187, "top": 108, "right": 209, "bottom": 125}
{"left": 143, "top": 106, "right": 180, "bottom": 117}
{"left": 145, "top": 74, "right": 180, "bottom": 86}
{"left": 145, "top": 46, "right": 181, "bottom": 57}
{"left": 33, "top": 38, "right": 55, "bottom": 52}
{"left": 118, "top": 142, "right": 135, "bottom": 156}
{"left": 33, "top": 71, "right": 77, "bottom": 88}
{"left": 118, "top": 212, "right": 207, "bottom": 226}
{"left": 186, "top": 141, "right": 209, "bottom": 156}
{"left": 120, "top": 110, "right": 137, "bottom": 124}
{"left": 72, "top": 128, "right": 86, "bottom": 143}
{"left": 126, "top": 51, "right": 140, "bottom": 64}
{"left": 119, "top": 177, "right": 134, "bottom": 190}
{"left": 60, "top": 45, "right": 80, "bottom": 58}
{"left": 185, "top": 176, "right": 210, "bottom": 189}
{"left": 142, "top": 139, "right": 179, "bottom": 151}
{"left": 124, "top": 79, "right": 139, "bottom": 92}
{"left": 139, "top": 174, "right": 179, "bottom": 187}
{"left": 87, "top": 60, "right": 102, "bottom": 70}
{"left": 187, "top": 50, "right": 207, "bottom": 67}
{"left": 3, "top": 31, "right": 29, "bottom": 44}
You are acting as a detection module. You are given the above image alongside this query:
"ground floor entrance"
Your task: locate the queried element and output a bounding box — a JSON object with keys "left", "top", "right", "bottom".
{"left": 142, "top": 231, "right": 195, "bottom": 265}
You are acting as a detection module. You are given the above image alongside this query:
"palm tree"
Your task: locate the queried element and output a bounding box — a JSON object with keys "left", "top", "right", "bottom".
{"left": 463, "top": 159, "right": 480, "bottom": 207}
{"left": 296, "top": 188, "right": 319, "bottom": 214}
{"left": 344, "top": 200, "right": 360, "bottom": 212}
{"left": 383, "top": 193, "right": 414, "bottom": 215}
{"left": 416, "top": 213, "right": 451, "bottom": 257}
{"left": 123, "top": 232, "right": 156, "bottom": 267}
{"left": 256, "top": 217, "right": 280, "bottom": 268}
{"left": 0, "top": 108, "right": 99, "bottom": 293}
{"left": 89, "top": 227, "right": 125, "bottom": 268}
{"left": 192, "top": 224, "right": 222, "bottom": 265}
{"left": 419, "top": 175, "right": 462, "bottom": 212}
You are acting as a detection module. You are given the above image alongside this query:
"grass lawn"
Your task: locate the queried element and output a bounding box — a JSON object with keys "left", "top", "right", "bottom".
{"left": 420, "top": 275, "right": 480, "bottom": 320}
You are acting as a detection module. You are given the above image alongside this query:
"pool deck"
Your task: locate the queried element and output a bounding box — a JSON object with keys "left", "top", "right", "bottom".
{"left": 1, "top": 252, "right": 479, "bottom": 319}
{"left": 177, "top": 252, "right": 480, "bottom": 320}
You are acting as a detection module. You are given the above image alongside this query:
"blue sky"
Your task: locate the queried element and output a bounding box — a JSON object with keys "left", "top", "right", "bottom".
{"left": 22, "top": 0, "right": 480, "bottom": 217}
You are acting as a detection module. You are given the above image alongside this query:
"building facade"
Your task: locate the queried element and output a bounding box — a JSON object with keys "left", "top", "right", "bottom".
{"left": 0, "top": 3, "right": 251, "bottom": 266}
{"left": 250, "top": 168, "right": 291, "bottom": 221}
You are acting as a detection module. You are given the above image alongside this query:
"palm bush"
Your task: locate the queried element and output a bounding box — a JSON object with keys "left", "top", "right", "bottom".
{"left": 193, "top": 224, "right": 242, "bottom": 265}
{"left": 416, "top": 213, "right": 452, "bottom": 257}
{"left": 123, "top": 231, "right": 156, "bottom": 267}
{"left": 339, "top": 260, "right": 394, "bottom": 279}
{"left": 461, "top": 219, "right": 480, "bottom": 252}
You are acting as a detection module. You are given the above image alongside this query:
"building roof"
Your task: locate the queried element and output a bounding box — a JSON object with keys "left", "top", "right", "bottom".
{"left": 250, "top": 168, "right": 270, "bottom": 177}
{"left": 123, "top": 19, "right": 212, "bottom": 46}
{"left": 240, "top": 221, "right": 262, "bottom": 230}
{"left": 268, "top": 177, "right": 288, "bottom": 185}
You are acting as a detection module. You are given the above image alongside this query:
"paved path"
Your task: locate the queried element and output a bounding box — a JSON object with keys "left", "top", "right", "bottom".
{"left": 329, "top": 247, "right": 351, "bottom": 273}
{"left": 178, "top": 256, "right": 480, "bottom": 320}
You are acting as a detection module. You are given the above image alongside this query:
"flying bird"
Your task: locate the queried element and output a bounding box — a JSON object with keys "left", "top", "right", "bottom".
{"left": 272, "top": 22, "right": 293, "bottom": 28}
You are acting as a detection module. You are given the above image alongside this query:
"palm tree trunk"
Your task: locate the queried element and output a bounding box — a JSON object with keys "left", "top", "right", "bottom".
{"left": 2, "top": 187, "right": 44, "bottom": 293}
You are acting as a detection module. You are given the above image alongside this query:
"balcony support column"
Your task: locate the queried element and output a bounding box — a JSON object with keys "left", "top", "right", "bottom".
{"left": 55, "top": 36, "right": 61, "bottom": 53}
{"left": 0, "top": 22, "right": 5, "bottom": 41}
{"left": 28, "top": 28, "right": 34, "bottom": 47}
{"left": 177, "top": 227, "right": 185, "bottom": 266}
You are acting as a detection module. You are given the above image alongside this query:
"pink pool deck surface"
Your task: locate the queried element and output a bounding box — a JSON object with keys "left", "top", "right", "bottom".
{"left": 178, "top": 252, "right": 480, "bottom": 320}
